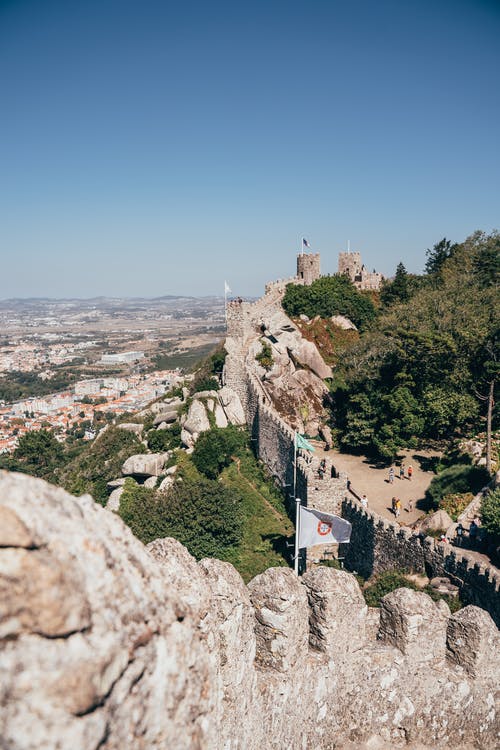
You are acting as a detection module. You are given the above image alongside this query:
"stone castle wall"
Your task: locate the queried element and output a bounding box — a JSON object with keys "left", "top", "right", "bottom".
{"left": 1, "top": 471, "right": 499, "bottom": 750}
{"left": 342, "top": 497, "right": 500, "bottom": 627}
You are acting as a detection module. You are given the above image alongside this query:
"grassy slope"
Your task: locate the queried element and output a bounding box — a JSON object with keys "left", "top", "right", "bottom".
{"left": 219, "top": 454, "right": 294, "bottom": 583}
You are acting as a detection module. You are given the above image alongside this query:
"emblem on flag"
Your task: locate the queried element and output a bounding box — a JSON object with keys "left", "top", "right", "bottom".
{"left": 302, "top": 238, "right": 311, "bottom": 248}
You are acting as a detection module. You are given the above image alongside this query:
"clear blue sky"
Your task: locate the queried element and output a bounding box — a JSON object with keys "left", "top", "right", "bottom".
{"left": 1, "top": 0, "right": 499, "bottom": 299}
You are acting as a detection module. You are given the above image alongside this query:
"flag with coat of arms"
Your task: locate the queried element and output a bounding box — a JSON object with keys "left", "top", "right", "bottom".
{"left": 297, "top": 506, "right": 352, "bottom": 547}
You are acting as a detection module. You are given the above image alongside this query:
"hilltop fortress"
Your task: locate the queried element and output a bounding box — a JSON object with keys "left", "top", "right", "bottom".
{"left": 1, "top": 253, "right": 499, "bottom": 749}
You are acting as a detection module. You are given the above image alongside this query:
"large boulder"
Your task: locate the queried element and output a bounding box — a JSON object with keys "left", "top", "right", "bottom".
{"left": 106, "top": 486, "right": 124, "bottom": 512}
{"left": 330, "top": 315, "right": 357, "bottom": 331}
{"left": 264, "top": 368, "right": 328, "bottom": 434}
{"left": 217, "top": 386, "right": 246, "bottom": 426}
{"left": 153, "top": 410, "right": 179, "bottom": 426}
{"left": 287, "top": 338, "right": 332, "bottom": 380}
{"left": 121, "top": 453, "right": 168, "bottom": 478}
{"left": 415, "top": 509, "right": 454, "bottom": 535}
{"left": 181, "top": 399, "right": 211, "bottom": 447}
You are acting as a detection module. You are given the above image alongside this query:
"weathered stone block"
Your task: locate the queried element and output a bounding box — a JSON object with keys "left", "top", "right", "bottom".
{"left": 378, "top": 588, "right": 448, "bottom": 659}
{"left": 446, "top": 605, "right": 500, "bottom": 677}
{"left": 302, "top": 567, "right": 367, "bottom": 653}
{"left": 248, "top": 567, "right": 309, "bottom": 672}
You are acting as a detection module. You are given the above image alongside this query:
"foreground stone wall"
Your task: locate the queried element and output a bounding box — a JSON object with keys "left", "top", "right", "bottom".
{"left": 1, "top": 472, "right": 499, "bottom": 750}
{"left": 342, "top": 496, "right": 500, "bottom": 627}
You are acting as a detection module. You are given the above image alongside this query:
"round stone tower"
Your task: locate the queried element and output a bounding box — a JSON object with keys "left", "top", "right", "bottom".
{"left": 296, "top": 253, "right": 321, "bottom": 285}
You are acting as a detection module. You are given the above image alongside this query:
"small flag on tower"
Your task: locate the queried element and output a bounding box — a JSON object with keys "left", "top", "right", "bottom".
{"left": 302, "top": 238, "right": 311, "bottom": 249}
{"left": 224, "top": 281, "right": 231, "bottom": 294}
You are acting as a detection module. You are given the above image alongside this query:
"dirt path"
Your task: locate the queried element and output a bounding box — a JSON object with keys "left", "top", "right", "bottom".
{"left": 326, "top": 448, "right": 440, "bottom": 526}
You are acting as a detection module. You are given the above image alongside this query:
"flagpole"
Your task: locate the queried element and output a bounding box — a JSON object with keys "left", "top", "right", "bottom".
{"left": 294, "top": 496, "right": 301, "bottom": 575}
{"left": 293, "top": 431, "right": 299, "bottom": 575}
{"left": 293, "top": 497, "right": 300, "bottom": 576}
{"left": 293, "top": 432, "right": 297, "bottom": 502}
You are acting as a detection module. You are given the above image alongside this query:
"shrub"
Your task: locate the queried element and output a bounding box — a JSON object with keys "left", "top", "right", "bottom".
{"left": 147, "top": 422, "right": 182, "bottom": 452}
{"left": 426, "top": 464, "right": 490, "bottom": 508}
{"left": 439, "top": 492, "right": 474, "bottom": 521}
{"left": 481, "top": 487, "right": 500, "bottom": 540}
{"left": 255, "top": 341, "right": 273, "bottom": 370}
{"left": 362, "top": 571, "right": 418, "bottom": 607}
{"left": 119, "top": 474, "right": 244, "bottom": 559}
{"left": 191, "top": 425, "right": 248, "bottom": 479}
{"left": 362, "top": 569, "right": 462, "bottom": 613}
{"left": 191, "top": 376, "right": 220, "bottom": 394}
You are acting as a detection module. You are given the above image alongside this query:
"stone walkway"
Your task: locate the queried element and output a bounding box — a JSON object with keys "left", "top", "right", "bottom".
{"left": 324, "top": 447, "right": 494, "bottom": 568}
{"left": 325, "top": 448, "right": 439, "bottom": 526}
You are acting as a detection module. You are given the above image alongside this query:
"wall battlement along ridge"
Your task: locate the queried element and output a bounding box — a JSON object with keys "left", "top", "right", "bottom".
{"left": 342, "top": 496, "right": 500, "bottom": 627}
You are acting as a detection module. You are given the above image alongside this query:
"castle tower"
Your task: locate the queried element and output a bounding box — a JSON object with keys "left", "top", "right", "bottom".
{"left": 338, "top": 251, "right": 362, "bottom": 282}
{"left": 297, "top": 253, "right": 320, "bottom": 285}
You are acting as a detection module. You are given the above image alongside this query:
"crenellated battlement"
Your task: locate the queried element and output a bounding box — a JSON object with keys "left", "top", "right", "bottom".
{"left": 1, "top": 470, "right": 498, "bottom": 750}
{"left": 342, "top": 496, "right": 500, "bottom": 626}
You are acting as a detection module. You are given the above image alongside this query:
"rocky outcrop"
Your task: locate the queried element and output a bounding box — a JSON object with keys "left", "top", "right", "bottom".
{"left": 414, "top": 509, "right": 454, "bottom": 534}
{"left": 121, "top": 452, "right": 169, "bottom": 478}
{"left": 180, "top": 388, "right": 246, "bottom": 447}
{"left": 330, "top": 314, "right": 357, "bottom": 330}
{"left": 106, "top": 485, "right": 124, "bottom": 511}
{"left": 1, "top": 471, "right": 499, "bottom": 750}
{"left": 218, "top": 385, "right": 246, "bottom": 425}
{"left": 224, "top": 291, "right": 333, "bottom": 435}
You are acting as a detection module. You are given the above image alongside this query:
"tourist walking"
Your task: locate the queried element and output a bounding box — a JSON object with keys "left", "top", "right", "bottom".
{"left": 407, "top": 465, "right": 413, "bottom": 480}
{"left": 389, "top": 467, "right": 395, "bottom": 484}
{"left": 407, "top": 498, "right": 413, "bottom": 513}
{"left": 391, "top": 496, "right": 397, "bottom": 515}
{"left": 361, "top": 494, "right": 368, "bottom": 508}
{"left": 399, "top": 464, "right": 405, "bottom": 480}
{"left": 395, "top": 498, "right": 401, "bottom": 518}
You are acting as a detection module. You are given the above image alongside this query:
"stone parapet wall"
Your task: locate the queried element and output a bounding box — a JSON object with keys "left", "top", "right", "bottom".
{"left": 422, "top": 536, "right": 500, "bottom": 626}
{"left": 342, "top": 496, "right": 500, "bottom": 627}
{"left": 2, "top": 472, "right": 499, "bottom": 750}
{"left": 342, "top": 497, "right": 425, "bottom": 577}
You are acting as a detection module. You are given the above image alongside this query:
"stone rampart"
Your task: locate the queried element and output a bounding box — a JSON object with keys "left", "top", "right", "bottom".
{"left": 1, "top": 471, "right": 499, "bottom": 750}
{"left": 342, "top": 496, "right": 500, "bottom": 627}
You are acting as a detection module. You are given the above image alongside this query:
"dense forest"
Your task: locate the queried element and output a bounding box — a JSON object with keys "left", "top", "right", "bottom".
{"left": 283, "top": 230, "right": 499, "bottom": 464}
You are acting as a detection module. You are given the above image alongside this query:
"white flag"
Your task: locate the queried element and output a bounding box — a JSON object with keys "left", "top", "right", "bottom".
{"left": 298, "top": 506, "right": 351, "bottom": 548}
{"left": 224, "top": 281, "right": 231, "bottom": 294}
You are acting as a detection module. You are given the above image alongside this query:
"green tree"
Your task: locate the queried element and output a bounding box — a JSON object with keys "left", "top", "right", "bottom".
{"left": 282, "top": 274, "right": 376, "bottom": 330}
{"left": 471, "top": 232, "right": 500, "bottom": 289}
{"left": 59, "top": 426, "right": 145, "bottom": 505}
{"left": 380, "top": 262, "right": 410, "bottom": 306}
{"left": 425, "top": 237, "right": 459, "bottom": 276}
{"left": 2, "top": 429, "right": 65, "bottom": 480}
{"left": 191, "top": 425, "right": 248, "bottom": 479}
{"left": 119, "top": 475, "right": 244, "bottom": 559}
{"left": 426, "top": 464, "right": 490, "bottom": 508}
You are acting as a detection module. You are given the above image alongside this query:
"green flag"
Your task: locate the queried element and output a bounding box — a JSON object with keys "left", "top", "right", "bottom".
{"left": 295, "top": 432, "right": 315, "bottom": 452}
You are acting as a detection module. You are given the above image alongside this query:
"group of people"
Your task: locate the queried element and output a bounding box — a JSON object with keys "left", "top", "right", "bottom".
{"left": 455, "top": 516, "right": 484, "bottom": 549}
{"left": 388, "top": 464, "right": 413, "bottom": 483}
